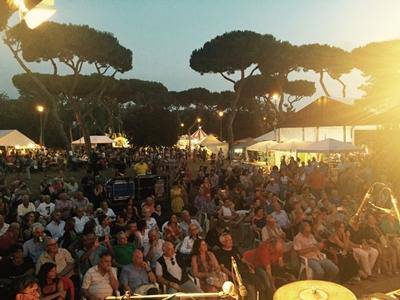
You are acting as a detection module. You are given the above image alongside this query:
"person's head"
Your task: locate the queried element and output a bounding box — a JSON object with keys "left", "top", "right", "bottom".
{"left": 142, "top": 207, "right": 151, "bottom": 219}
{"left": 169, "top": 214, "right": 178, "bottom": 224}
{"left": 299, "top": 221, "right": 312, "bottom": 235}
{"left": 76, "top": 191, "right": 84, "bottom": 201}
{"left": 268, "top": 238, "right": 284, "bottom": 255}
{"left": 181, "top": 210, "right": 190, "bottom": 222}
{"left": 15, "top": 276, "right": 40, "bottom": 300}
{"left": 75, "top": 207, "right": 84, "bottom": 218}
{"left": 148, "top": 228, "right": 159, "bottom": 242}
{"left": 32, "top": 223, "right": 45, "bottom": 241}
{"left": 162, "top": 241, "right": 175, "bottom": 258}
{"left": 58, "top": 192, "right": 68, "bottom": 201}
{"left": 273, "top": 201, "right": 282, "bottom": 212}
{"left": 82, "top": 232, "right": 96, "bottom": 249}
{"left": 334, "top": 221, "right": 346, "bottom": 234}
{"left": 98, "top": 251, "right": 112, "bottom": 271}
{"left": 45, "top": 237, "right": 58, "bottom": 255}
{"left": 86, "top": 203, "right": 94, "bottom": 215}
{"left": 65, "top": 217, "right": 75, "bottom": 231}
{"left": 43, "top": 195, "right": 51, "bottom": 204}
{"left": 254, "top": 206, "right": 264, "bottom": 218}
{"left": 22, "top": 194, "right": 30, "bottom": 206}
{"left": 9, "top": 222, "right": 20, "bottom": 235}
{"left": 192, "top": 238, "right": 208, "bottom": 256}
{"left": 137, "top": 219, "right": 147, "bottom": 233}
{"left": 51, "top": 211, "right": 61, "bottom": 223}
{"left": 100, "top": 201, "right": 109, "bottom": 211}
{"left": 189, "top": 223, "right": 199, "bottom": 237}
{"left": 117, "top": 231, "right": 128, "bottom": 245}
{"left": 126, "top": 221, "right": 137, "bottom": 234}
{"left": 132, "top": 249, "right": 144, "bottom": 266}
{"left": 266, "top": 214, "right": 276, "bottom": 227}
{"left": 10, "top": 244, "right": 24, "bottom": 265}
{"left": 219, "top": 233, "right": 233, "bottom": 250}
{"left": 38, "top": 262, "right": 57, "bottom": 286}
{"left": 97, "top": 214, "right": 110, "bottom": 227}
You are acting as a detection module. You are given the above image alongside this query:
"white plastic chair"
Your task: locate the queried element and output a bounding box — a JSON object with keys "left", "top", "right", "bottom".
{"left": 298, "top": 253, "right": 327, "bottom": 280}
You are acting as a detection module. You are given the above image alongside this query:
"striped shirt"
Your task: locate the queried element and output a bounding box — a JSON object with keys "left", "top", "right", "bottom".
{"left": 82, "top": 265, "right": 117, "bottom": 299}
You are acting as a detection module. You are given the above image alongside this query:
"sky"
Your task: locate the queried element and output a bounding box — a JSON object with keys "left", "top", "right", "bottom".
{"left": 1, "top": 0, "right": 400, "bottom": 107}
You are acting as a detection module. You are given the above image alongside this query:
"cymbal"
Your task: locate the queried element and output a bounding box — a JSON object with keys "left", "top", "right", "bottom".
{"left": 359, "top": 293, "right": 396, "bottom": 300}
{"left": 273, "top": 280, "right": 357, "bottom": 300}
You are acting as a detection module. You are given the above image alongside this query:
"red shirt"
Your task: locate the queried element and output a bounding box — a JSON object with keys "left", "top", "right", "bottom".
{"left": 242, "top": 242, "right": 282, "bottom": 269}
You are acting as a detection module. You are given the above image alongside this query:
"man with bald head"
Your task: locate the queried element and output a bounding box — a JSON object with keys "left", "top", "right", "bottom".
{"left": 155, "top": 241, "right": 202, "bottom": 293}
{"left": 120, "top": 249, "right": 158, "bottom": 294}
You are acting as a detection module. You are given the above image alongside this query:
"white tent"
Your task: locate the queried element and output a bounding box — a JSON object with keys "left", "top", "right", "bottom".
{"left": 0, "top": 130, "right": 39, "bottom": 149}
{"left": 72, "top": 135, "right": 114, "bottom": 145}
{"left": 297, "top": 138, "right": 361, "bottom": 153}
{"left": 247, "top": 140, "right": 277, "bottom": 152}
{"left": 200, "top": 134, "right": 228, "bottom": 156}
{"left": 270, "top": 139, "right": 310, "bottom": 152}
{"left": 254, "top": 130, "right": 276, "bottom": 142}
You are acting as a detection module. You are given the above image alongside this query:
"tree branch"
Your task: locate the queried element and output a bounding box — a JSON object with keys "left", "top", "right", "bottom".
{"left": 219, "top": 72, "right": 236, "bottom": 84}
{"left": 249, "top": 65, "right": 259, "bottom": 77}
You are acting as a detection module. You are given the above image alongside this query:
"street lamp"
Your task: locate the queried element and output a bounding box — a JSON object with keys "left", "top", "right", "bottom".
{"left": 197, "top": 117, "right": 202, "bottom": 124}
{"left": 180, "top": 123, "right": 185, "bottom": 128}
{"left": 218, "top": 111, "right": 224, "bottom": 139}
{"left": 36, "top": 104, "right": 44, "bottom": 146}
{"left": 188, "top": 117, "right": 202, "bottom": 158}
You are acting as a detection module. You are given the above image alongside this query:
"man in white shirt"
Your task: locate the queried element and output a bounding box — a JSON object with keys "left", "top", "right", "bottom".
{"left": 143, "top": 207, "right": 158, "bottom": 230}
{"left": 142, "top": 229, "right": 164, "bottom": 269}
{"left": 179, "top": 223, "right": 199, "bottom": 255}
{"left": 81, "top": 251, "right": 119, "bottom": 300}
{"left": 294, "top": 222, "right": 338, "bottom": 280}
{"left": 73, "top": 207, "right": 90, "bottom": 234}
{"left": 46, "top": 211, "right": 65, "bottom": 241}
{"left": 36, "top": 195, "right": 55, "bottom": 222}
{"left": 179, "top": 210, "right": 202, "bottom": 236}
{"left": 270, "top": 202, "right": 290, "bottom": 230}
{"left": 17, "top": 194, "right": 36, "bottom": 220}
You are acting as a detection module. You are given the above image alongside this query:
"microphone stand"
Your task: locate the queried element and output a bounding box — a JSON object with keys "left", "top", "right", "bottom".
{"left": 105, "top": 289, "right": 234, "bottom": 299}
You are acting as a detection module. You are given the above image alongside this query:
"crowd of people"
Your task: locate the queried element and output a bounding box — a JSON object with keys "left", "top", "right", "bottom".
{"left": 0, "top": 146, "right": 399, "bottom": 300}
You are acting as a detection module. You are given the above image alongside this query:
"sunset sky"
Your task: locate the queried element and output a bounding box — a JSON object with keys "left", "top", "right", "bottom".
{"left": 1, "top": 0, "right": 400, "bottom": 107}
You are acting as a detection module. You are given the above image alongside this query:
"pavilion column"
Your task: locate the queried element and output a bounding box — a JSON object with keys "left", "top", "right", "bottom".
{"left": 343, "top": 126, "right": 346, "bottom": 142}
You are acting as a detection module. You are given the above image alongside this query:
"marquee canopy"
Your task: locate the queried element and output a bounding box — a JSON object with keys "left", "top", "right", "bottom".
{"left": 254, "top": 130, "right": 276, "bottom": 142}
{"left": 270, "top": 139, "right": 310, "bottom": 152}
{"left": 297, "top": 138, "right": 361, "bottom": 153}
{"left": 72, "top": 135, "right": 114, "bottom": 145}
{"left": 247, "top": 140, "right": 277, "bottom": 152}
{"left": 200, "top": 134, "right": 228, "bottom": 155}
{"left": 0, "top": 130, "right": 39, "bottom": 149}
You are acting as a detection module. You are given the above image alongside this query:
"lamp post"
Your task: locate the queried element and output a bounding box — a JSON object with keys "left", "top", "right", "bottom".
{"left": 188, "top": 117, "right": 202, "bottom": 158}
{"left": 218, "top": 111, "right": 224, "bottom": 139}
{"left": 36, "top": 105, "right": 45, "bottom": 146}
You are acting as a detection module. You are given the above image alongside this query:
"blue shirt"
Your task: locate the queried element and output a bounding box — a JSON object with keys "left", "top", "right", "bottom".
{"left": 23, "top": 238, "right": 45, "bottom": 263}
{"left": 120, "top": 264, "right": 150, "bottom": 292}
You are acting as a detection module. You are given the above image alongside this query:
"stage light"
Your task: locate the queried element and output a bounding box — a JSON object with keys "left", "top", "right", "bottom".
{"left": 11, "top": 0, "right": 56, "bottom": 29}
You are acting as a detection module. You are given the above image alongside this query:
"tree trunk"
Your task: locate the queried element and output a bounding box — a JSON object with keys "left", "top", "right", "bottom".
{"left": 226, "top": 86, "right": 243, "bottom": 157}
{"left": 70, "top": 97, "right": 92, "bottom": 155}
{"left": 336, "top": 77, "right": 346, "bottom": 98}
{"left": 4, "top": 40, "right": 70, "bottom": 149}
{"left": 319, "top": 71, "right": 331, "bottom": 97}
